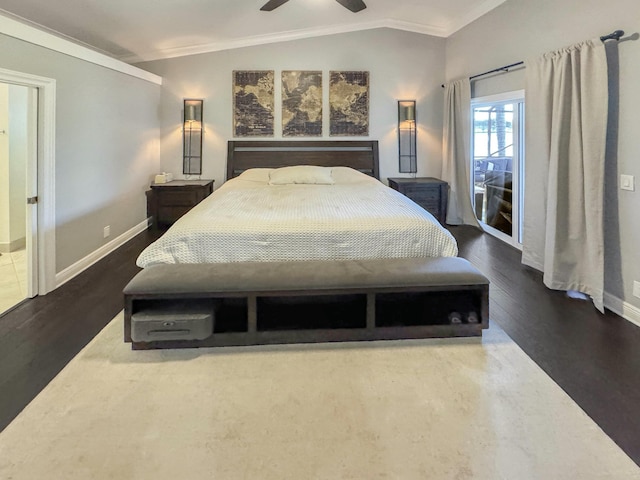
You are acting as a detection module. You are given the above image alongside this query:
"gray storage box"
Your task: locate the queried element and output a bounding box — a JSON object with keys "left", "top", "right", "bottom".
{"left": 131, "top": 307, "right": 214, "bottom": 342}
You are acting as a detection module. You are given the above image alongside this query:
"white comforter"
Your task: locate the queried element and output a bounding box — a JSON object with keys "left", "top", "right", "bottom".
{"left": 136, "top": 167, "right": 458, "bottom": 267}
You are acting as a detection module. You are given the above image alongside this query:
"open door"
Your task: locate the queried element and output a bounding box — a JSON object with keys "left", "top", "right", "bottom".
{"left": 0, "top": 81, "right": 41, "bottom": 314}
{"left": 0, "top": 83, "right": 35, "bottom": 312}
{"left": 0, "top": 67, "right": 56, "bottom": 308}
{"left": 26, "top": 86, "right": 38, "bottom": 298}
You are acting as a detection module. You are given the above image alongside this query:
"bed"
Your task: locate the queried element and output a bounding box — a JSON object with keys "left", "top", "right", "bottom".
{"left": 136, "top": 169, "right": 457, "bottom": 267}
{"left": 124, "top": 140, "right": 488, "bottom": 349}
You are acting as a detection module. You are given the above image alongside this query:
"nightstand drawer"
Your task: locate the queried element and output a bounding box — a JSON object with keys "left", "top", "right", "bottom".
{"left": 413, "top": 199, "right": 440, "bottom": 211}
{"left": 402, "top": 186, "right": 440, "bottom": 201}
{"left": 387, "top": 177, "right": 448, "bottom": 224}
{"left": 148, "top": 179, "right": 214, "bottom": 229}
{"left": 158, "top": 206, "right": 192, "bottom": 224}
{"left": 158, "top": 190, "right": 200, "bottom": 207}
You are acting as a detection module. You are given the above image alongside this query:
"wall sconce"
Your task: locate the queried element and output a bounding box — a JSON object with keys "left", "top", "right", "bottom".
{"left": 183, "top": 99, "right": 203, "bottom": 175}
{"left": 398, "top": 100, "right": 417, "bottom": 174}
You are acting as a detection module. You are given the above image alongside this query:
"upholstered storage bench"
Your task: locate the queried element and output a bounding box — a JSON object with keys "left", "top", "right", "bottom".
{"left": 123, "top": 257, "right": 489, "bottom": 350}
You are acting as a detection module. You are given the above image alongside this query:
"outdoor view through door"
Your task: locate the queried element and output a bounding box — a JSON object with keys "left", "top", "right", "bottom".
{"left": 471, "top": 92, "right": 524, "bottom": 246}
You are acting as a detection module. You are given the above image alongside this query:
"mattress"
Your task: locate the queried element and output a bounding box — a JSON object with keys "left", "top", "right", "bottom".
{"left": 137, "top": 167, "right": 458, "bottom": 267}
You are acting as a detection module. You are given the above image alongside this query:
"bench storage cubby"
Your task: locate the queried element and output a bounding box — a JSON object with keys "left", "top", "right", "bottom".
{"left": 123, "top": 257, "right": 489, "bottom": 350}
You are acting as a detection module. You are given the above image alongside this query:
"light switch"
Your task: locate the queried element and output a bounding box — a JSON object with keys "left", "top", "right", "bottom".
{"left": 620, "top": 174, "right": 635, "bottom": 191}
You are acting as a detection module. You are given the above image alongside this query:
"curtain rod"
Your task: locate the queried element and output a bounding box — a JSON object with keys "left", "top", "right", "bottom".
{"left": 441, "top": 29, "right": 624, "bottom": 88}
{"left": 469, "top": 61, "right": 524, "bottom": 82}
{"left": 600, "top": 29, "right": 625, "bottom": 42}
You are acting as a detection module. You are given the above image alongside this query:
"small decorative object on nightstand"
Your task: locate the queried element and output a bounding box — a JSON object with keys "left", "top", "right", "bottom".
{"left": 387, "top": 177, "right": 448, "bottom": 224}
{"left": 146, "top": 179, "right": 214, "bottom": 229}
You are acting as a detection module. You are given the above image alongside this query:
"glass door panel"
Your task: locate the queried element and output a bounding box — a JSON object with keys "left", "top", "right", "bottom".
{"left": 471, "top": 94, "right": 524, "bottom": 247}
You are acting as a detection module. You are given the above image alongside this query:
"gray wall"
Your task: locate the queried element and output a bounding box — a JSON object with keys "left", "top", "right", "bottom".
{"left": 446, "top": 0, "right": 640, "bottom": 308}
{"left": 137, "top": 28, "right": 446, "bottom": 185}
{"left": 0, "top": 33, "right": 161, "bottom": 272}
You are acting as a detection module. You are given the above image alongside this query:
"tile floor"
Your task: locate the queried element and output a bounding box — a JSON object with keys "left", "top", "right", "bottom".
{"left": 0, "top": 248, "right": 27, "bottom": 315}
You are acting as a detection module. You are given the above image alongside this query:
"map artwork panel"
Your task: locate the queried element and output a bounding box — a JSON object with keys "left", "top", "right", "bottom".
{"left": 233, "top": 70, "right": 275, "bottom": 137}
{"left": 282, "top": 71, "right": 323, "bottom": 137}
{"left": 329, "top": 71, "right": 369, "bottom": 137}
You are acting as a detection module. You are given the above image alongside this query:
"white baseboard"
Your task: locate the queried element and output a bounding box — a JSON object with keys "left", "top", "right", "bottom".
{"left": 55, "top": 218, "right": 149, "bottom": 288}
{"left": 604, "top": 292, "right": 640, "bottom": 328}
{"left": 0, "top": 237, "right": 26, "bottom": 253}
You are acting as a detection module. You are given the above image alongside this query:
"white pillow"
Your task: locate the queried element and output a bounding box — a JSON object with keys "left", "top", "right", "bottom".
{"left": 330, "top": 166, "right": 379, "bottom": 184}
{"left": 236, "top": 168, "right": 272, "bottom": 183}
{"left": 268, "top": 165, "right": 335, "bottom": 185}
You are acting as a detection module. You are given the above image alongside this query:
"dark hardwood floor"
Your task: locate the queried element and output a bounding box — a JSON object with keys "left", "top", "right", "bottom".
{"left": 1, "top": 225, "right": 639, "bottom": 466}
{"left": 0, "top": 229, "right": 159, "bottom": 433}
{"left": 449, "top": 225, "right": 640, "bottom": 466}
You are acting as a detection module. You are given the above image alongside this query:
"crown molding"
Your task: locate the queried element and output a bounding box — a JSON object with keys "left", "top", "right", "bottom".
{"left": 383, "top": 19, "right": 449, "bottom": 37}
{"left": 121, "top": 19, "right": 449, "bottom": 64}
{"left": 443, "top": 0, "right": 508, "bottom": 36}
{"left": 2, "top": 1, "right": 509, "bottom": 66}
{"left": 0, "top": 13, "right": 162, "bottom": 85}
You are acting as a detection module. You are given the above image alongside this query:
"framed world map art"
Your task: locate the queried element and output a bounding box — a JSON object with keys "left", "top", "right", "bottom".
{"left": 282, "top": 71, "right": 322, "bottom": 137}
{"left": 329, "top": 71, "right": 369, "bottom": 136}
{"left": 233, "top": 70, "right": 274, "bottom": 137}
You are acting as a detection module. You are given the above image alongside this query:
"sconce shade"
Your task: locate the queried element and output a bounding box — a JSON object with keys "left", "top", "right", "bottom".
{"left": 186, "top": 104, "right": 197, "bottom": 122}
{"left": 183, "top": 99, "right": 204, "bottom": 175}
{"left": 401, "top": 104, "right": 415, "bottom": 122}
{"left": 183, "top": 99, "right": 202, "bottom": 124}
{"left": 398, "top": 100, "right": 417, "bottom": 174}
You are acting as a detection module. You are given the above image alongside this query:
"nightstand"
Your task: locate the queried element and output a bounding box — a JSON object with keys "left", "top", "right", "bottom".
{"left": 387, "top": 177, "right": 448, "bottom": 224}
{"left": 147, "top": 179, "right": 214, "bottom": 229}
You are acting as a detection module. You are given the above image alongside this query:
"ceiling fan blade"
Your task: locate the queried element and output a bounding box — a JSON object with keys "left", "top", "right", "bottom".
{"left": 335, "top": 0, "right": 367, "bottom": 13}
{"left": 260, "top": 0, "right": 291, "bottom": 11}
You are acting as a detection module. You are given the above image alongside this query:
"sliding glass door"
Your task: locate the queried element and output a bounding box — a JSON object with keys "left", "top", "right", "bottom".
{"left": 471, "top": 91, "right": 525, "bottom": 247}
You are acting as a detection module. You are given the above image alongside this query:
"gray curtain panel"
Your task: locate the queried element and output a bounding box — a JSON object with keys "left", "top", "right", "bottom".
{"left": 522, "top": 39, "right": 609, "bottom": 312}
{"left": 441, "top": 79, "right": 481, "bottom": 228}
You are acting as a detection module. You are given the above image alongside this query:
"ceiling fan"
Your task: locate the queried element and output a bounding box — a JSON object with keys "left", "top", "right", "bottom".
{"left": 261, "top": 0, "right": 367, "bottom": 13}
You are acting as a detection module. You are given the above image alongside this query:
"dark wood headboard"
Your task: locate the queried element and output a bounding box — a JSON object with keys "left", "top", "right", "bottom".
{"left": 227, "top": 140, "right": 379, "bottom": 180}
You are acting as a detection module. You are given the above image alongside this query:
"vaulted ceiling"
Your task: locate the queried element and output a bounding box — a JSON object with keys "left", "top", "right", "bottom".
{"left": 0, "top": 0, "right": 506, "bottom": 63}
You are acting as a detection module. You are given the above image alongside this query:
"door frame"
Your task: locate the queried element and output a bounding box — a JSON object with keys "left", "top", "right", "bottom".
{"left": 0, "top": 67, "right": 56, "bottom": 295}
{"left": 470, "top": 90, "right": 524, "bottom": 249}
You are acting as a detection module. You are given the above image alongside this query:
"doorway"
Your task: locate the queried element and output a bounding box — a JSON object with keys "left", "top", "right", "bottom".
{"left": 0, "top": 82, "right": 36, "bottom": 314}
{"left": 471, "top": 91, "right": 525, "bottom": 248}
{"left": 0, "top": 67, "right": 56, "bottom": 315}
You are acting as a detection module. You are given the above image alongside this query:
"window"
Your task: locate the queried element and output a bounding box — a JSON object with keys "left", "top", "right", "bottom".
{"left": 471, "top": 91, "right": 525, "bottom": 247}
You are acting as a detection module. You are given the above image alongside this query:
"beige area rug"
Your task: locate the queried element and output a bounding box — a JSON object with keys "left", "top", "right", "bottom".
{"left": 1, "top": 314, "right": 638, "bottom": 480}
